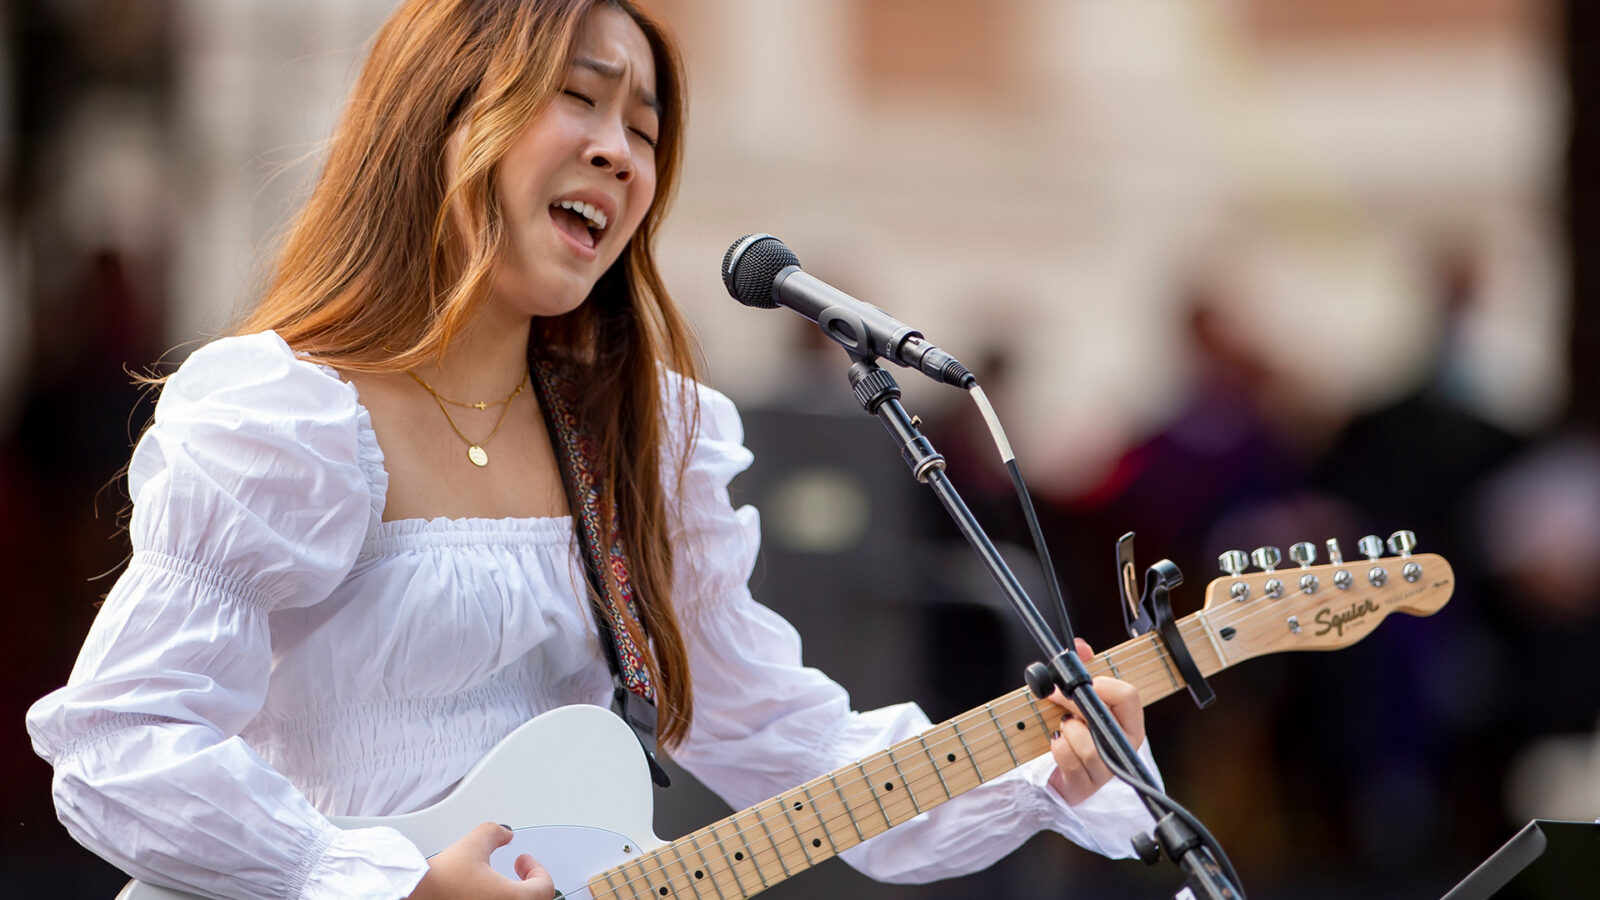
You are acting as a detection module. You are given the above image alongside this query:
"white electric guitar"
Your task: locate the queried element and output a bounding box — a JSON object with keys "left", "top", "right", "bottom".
{"left": 120, "top": 545, "right": 1453, "bottom": 900}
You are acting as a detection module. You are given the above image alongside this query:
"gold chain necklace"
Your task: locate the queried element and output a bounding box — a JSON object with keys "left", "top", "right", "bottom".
{"left": 407, "top": 370, "right": 529, "bottom": 467}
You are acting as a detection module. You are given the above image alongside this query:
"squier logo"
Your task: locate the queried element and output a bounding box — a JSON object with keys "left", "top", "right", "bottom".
{"left": 1314, "top": 598, "right": 1381, "bottom": 637}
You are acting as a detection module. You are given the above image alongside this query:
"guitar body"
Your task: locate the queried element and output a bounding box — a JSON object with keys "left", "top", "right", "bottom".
{"left": 119, "top": 705, "right": 660, "bottom": 900}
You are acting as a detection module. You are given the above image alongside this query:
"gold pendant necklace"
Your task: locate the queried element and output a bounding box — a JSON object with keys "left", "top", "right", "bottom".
{"left": 408, "top": 370, "right": 529, "bottom": 467}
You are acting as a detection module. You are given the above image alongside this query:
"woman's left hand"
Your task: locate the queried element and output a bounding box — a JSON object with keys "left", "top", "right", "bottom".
{"left": 1044, "top": 638, "right": 1146, "bottom": 806}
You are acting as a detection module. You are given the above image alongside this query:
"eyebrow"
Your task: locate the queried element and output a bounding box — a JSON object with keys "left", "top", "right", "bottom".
{"left": 572, "top": 56, "right": 662, "bottom": 118}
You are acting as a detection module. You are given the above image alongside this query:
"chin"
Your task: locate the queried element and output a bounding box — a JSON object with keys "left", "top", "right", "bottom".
{"left": 491, "top": 274, "right": 600, "bottom": 320}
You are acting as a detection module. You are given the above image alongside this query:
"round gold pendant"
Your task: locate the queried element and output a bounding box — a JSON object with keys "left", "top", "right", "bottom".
{"left": 467, "top": 445, "right": 489, "bottom": 467}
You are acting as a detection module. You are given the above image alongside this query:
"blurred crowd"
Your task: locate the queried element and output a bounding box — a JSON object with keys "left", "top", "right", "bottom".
{"left": 4, "top": 2, "right": 1596, "bottom": 899}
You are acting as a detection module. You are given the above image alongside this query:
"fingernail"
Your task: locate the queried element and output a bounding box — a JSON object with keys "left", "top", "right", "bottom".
{"left": 500, "top": 823, "right": 514, "bottom": 831}
{"left": 1051, "top": 730, "right": 1061, "bottom": 740}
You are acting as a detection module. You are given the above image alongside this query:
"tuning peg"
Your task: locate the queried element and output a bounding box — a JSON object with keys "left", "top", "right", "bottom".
{"left": 1326, "top": 538, "right": 1344, "bottom": 566}
{"left": 1289, "top": 542, "right": 1317, "bottom": 568}
{"left": 1387, "top": 530, "right": 1423, "bottom": 582}
{"left": 1387, "top": 530, "right": 1417, "bottom": 557}
{"left": 1251, "top": 546, "right": 1282, "bottom": 573}
{"left": 1219, "top": 550, "right": 1250, "bottom": 601}
{"left": 1358, "top": 535, "right": 1384, "bottom": 560}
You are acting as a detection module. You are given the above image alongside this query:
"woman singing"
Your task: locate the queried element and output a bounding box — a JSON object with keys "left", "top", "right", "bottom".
{"left": 26, "top": 1, "right": 1157, "bottom": 897}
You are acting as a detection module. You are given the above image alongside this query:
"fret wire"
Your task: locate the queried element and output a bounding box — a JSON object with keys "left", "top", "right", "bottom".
{"left": 684, "top": 831, "right": 729, "bottom": 900}
{"left": 983, "top": 701, "right": 1023, "bottom": 766}
{"left": 601, "top": 689, "right": 1098, "bottom": 899}
{"left": 720, "top": 836, "right": 750, "bottom": 897}
{"left": 716, "top": 819, "right": 761, "bottom": 891}
{"left": 667, "top": 840, "right": 706, "bottom": 900}
{"left": 601, "top": 864, "right": 625, "bottom": 900}
{"left": 601, "top": 698, "right": 1036, "bottom": 900}
{"left": 916, "top": 733, "right": 954, "bottom": 800}
{"left": 887, "top": 749, "right": 924, "bottom": 814}
{"left": 827, "top": 771, "right": 867, "bottom": 843}
{"left": 604, "top": 710, "right": 1047, "bottom": 900}
{"left": 778, "top": 797, "right": 817, "bottom": 867}
{"left": 953, "top": 720, "right": 987, "bottom": 783}
{"left": 801, "top": 784, "right": 841, "bottom": 854}
{"left": 1030, "top": 698, "right": 1056, "bottom": 738}
{"left": 856, "top": 759, "right": 894, "bottom": 830}
{"left": 628, "top": 857, "right": 660, "bottom": 900}
{"left": 752, "top": 803, "right": 794, "bottom": 878}
{"left": 1104, "top": 648, "right": 1122, "bottom": 678}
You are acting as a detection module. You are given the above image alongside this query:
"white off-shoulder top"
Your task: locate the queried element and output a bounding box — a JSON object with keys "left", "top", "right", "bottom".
{"left": 26, "top": 331, "right": 1157, "bottom": 900}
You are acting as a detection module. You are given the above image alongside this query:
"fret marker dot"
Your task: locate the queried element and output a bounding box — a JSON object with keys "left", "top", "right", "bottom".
{"left": 1016, "top": 721, "right": 1026, "bottom": 731}
{"left": 813, "top": 838, "right": 822, "bottom": 848}
{"left": 734, "top": 852, "right": 744, "bottom": 861}
{"left": 793, "top": 801, "right": 802, "bottom": 810}
{"left": 885, "top": 782, "right": 894, "bottom": 791}
{"left": 694, "top": 871, "right": 703, "bottom": 879}
{"left": 659, "top": 889, "right": 668, "bottom": 896}
{"left": 946, "top": 753, "right": 956, "bottom": 762}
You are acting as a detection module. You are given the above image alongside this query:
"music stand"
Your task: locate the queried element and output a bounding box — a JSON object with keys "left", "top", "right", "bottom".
{"left": 1442, "top": 819, "right": 1599, "bottom": 899}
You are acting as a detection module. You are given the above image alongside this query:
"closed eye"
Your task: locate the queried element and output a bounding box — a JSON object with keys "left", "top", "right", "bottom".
{"left": 630, "top": 127, "right": 658, "bottom": 149}
{"left": 563, "top": 89, "right": 595, "bottom": 106}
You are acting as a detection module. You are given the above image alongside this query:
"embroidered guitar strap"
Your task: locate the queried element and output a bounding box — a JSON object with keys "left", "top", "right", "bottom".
{"left": 530, "top": 354, "right": 671, "bottom": 787}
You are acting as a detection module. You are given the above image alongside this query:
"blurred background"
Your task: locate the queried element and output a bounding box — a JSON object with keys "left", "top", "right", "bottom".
{"left": 4, "top": 0, "right": 1598, "bottom": 897}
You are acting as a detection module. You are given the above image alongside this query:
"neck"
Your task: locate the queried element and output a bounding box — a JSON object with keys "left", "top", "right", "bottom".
{"left": 415, "top": 308, "right": 534, "bottom": 400}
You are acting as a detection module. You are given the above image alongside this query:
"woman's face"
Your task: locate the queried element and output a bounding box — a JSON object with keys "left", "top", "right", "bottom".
{"left": 477, "top": 4, "right": 661, "bottom": 319}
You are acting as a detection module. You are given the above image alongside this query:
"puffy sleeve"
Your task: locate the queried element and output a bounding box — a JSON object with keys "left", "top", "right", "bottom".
{"left": 24, "top": 332, "right": 428, "bottom": 900}
{"left": 663, "top": 380, "right": 1161, "bottom": 884}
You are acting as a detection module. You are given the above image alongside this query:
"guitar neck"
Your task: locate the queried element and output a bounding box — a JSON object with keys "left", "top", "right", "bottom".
{"left": 585, "top": 619, "right": 1218, "bottom": 900}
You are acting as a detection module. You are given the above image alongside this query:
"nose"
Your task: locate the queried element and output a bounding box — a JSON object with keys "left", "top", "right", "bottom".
{"left": 587, "top": 123, "right": 633, "bottom": 183}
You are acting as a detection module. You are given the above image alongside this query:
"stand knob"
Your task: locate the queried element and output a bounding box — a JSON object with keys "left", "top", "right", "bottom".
{"left": 1289, "top": 542, "right": 1317, "bottom": 568}
{"left": 1250, "top": 546, "right": 1282, "bottom": 573}
{"left": 1387, "top": 530, "right": 1417, "bottom": 557}
{"left": 1358, "top": 534, "right": 1384, "bottom": 560}
{"left": 1024, "top": 662, "right": 1055, "bottom": 699}
{"left": 1130, "top": 831, "right": 1162, "bottom": 866}
{"left": 1218, "top": 550, "right": 1248, "bottom": 577}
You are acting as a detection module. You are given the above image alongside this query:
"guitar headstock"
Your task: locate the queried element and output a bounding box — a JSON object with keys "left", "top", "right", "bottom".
{"left": 1200, "top": 533, "right": 1453, "bottom": 659}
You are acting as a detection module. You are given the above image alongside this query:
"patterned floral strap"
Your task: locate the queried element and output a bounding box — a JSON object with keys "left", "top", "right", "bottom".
{"left": 530, "top": 356, "right": 670, "bottom": 786}
{"left": 529, "top": 356, "right": 655, "bottom": 704}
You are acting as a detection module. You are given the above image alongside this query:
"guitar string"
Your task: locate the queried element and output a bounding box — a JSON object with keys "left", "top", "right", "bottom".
{"left": 593, "top": 649, "right": 1262, "bottom": 900}
{"left": 592, "top": 600, "right": 1361, "bottom": 898}
{"left": 592, "top": 697, "right": 1048, "bottom": 900}
{"left": 594, "top": 579, "right": 1412, "bottom": 900}
{"left": 589, "top": 564, "right": 1436, "bottom": 898}
{"left": 599, "top": 620, "right": 1266, "bottom": 900}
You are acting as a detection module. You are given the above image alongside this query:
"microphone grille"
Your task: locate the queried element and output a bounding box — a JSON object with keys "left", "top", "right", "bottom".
{"left": 722, "top": 234, "right": 799, "bottom": 309}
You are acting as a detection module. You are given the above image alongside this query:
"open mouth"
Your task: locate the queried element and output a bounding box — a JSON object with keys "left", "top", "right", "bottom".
{"left": 550, "top": 199, "right": 608, "bottom": 250}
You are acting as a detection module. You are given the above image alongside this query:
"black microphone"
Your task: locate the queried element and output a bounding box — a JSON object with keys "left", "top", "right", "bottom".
{"left": 721, "top": 234, "right": 975, "bottom": 389}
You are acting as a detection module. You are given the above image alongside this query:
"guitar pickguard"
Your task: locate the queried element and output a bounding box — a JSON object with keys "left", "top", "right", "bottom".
{"left": 492, "top": 824, "right": 644, "bottom": 899}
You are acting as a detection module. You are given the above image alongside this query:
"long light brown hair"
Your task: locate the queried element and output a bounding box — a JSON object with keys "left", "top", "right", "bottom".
{"left": 235, "top": 0, "right": 700, "bottom": 748}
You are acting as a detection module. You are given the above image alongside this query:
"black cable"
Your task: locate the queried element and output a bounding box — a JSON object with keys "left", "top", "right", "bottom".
{"left": 1080, "top": 709, "right": 1247, "bottom": 895}
{"left": 1004, "top": 457, "right": 1076, "bottom": 648}
{"left": 971, "top": 385, "right": 1245, "bottom": 896}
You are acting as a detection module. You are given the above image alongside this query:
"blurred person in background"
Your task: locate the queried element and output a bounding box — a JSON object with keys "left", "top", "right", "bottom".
{"left": 22, "top": 2, "right": 1161, "bottom": 899}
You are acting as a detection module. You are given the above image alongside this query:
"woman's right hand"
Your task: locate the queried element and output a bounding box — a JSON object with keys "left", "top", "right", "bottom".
{"left": 407, "top": 821, "right": 555, "bottom": 899}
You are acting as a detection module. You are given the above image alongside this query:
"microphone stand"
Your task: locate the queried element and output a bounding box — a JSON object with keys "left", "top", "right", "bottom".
{"left": 844, "top": 358, "right": 1242, "bottom": 900}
